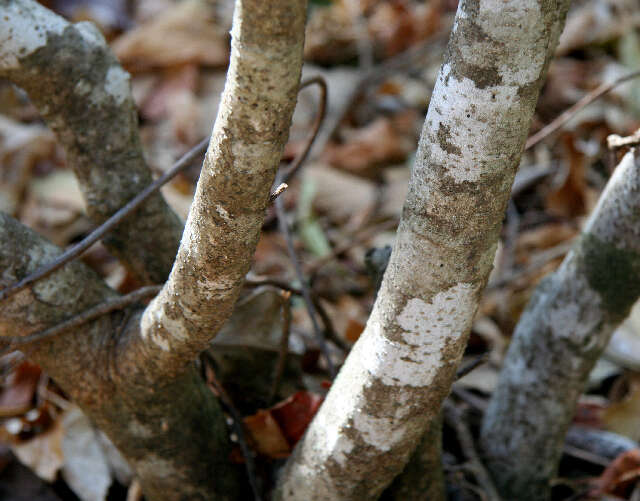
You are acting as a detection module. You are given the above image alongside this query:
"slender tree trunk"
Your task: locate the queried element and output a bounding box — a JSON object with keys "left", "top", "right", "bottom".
{"left": 481, "top": 148, "right": 640, "bottom": 501}
{"left": 137, "top": 0, "right": 308, "bottom": 378}
{"left": 275, "top": 0, "right": 570, "bottom": 499}
{"left": 0, "top": 0, "right": 182, "bottom": 284}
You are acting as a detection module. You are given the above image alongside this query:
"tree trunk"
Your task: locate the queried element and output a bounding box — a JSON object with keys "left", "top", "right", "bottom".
{"left": 481, "top": 148, "right": 640, "bottom": 500}
{"left": 275, "top": 0, "right": 570, "bottom": 499}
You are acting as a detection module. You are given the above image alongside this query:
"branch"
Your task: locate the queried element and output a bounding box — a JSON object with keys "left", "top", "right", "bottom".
{"left": 275, "top": 0, "right": 571, "bottom": 497}
{"left": 0, "top": 0, "right": 183, "bottom": 284}
{"left": 481, "top": 148, "right": 640, "bottom": 500}
{"left": 0, "top": 212, "right": 240, "bottom": 501}
{"left": 136, "top": 0, "right": 308, "bottom": 376}
{"left": 0, "top": 139, "right": 208, "bottom": 303}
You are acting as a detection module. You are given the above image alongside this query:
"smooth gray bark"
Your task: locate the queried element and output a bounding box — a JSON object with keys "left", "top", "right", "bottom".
{"left": 481, "top": 148, "right": 640, "bottom": 500}
{"left": 275, "top": 0, "right": 570, "bottom": 499}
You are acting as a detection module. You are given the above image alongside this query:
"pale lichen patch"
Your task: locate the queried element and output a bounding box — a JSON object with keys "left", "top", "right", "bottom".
{"left": 0, "top": 1, "right": 66, "bottom": 69}
{"left": 426, "top": 63, "right": 519, "bottom": 183}
{"left": 104, "top": 66, "right": 130, "bottom": 106}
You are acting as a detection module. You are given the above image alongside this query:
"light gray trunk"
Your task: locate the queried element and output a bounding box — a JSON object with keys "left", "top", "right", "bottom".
{"left": 274, "top": 0, "right": 570, "bottom": 499}
{"left": 481, "top": 149, "right": 640, "bottom": 500}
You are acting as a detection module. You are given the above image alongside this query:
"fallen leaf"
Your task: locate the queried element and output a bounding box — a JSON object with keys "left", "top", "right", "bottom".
{"left": 61, "top": 407, "right": 113, "bottom": 501}
{"left": 243, "top": 391, "right": 323, "bottom": 459}
{"left": 323, "top": 113, "right": 417, "bottom": 176}
{"left": 545, "top": 135, "right": 588, "bottom": 218}
{"left": 591, "top": 449, "right": 640, "bottom": 497}
{"left": 0, "top": 361, "right": 41, "bottom": 417}
{"left": 244, "top": 410, "right": 291, "bottom": 459}
{"left": 604, "top": 376, "right": 640, "bottom": 442}
{"left": 112, "top": 0, "right": 229, "bottom": 71}
{"left": 270, "top": 391, "right": 324, "bottom": 445}
{"left": 11, "top": 416, "right": 64, "bottom": 482}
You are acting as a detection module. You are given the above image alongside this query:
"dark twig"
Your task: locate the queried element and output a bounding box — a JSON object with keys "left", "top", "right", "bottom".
{"left": 280, "top": 76, "right": 328, "bottom": 185}
{"left": 201, "top": 353, "right": 262, "bottom": 501}
{"left": 0, "top": 285, "right": 161, "bottom": 350}
{"left": 274, "top": 197, "right": 336, "bottom": 377}
{"left": 244, "top": 277, "right": 348, "bottom": 352}
{"left": 269, "top": 290, "right": 292, "bottom": 403}
{"left": 525, "top": 69, "right": 640, "bottom": 150}
{"left": 444, "top": 401, "right": 503, "bottom": 501}
{"left": 305, "top": 218, "right": 398, "bottom": 276}
{"left": 0, "top": 139, "right": 210, "bottom": 303}
{"left": 455, "top": 354, "right": 489, "bottom": 381}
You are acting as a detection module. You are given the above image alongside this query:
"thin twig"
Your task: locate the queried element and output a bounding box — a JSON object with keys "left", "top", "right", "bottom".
{"left": 269, "top": 290, "right": 292, "bottom": 403}
{"left": 305, "top": 218, "right": 398, "bottom": 276}
{"left": 1, "top": 285, "right": 161, "bottom": 348}
{"left": 455, "top": 354, "right": 489, "bottom": 380}
{"left": 244, "top": 277, "right": 349, "bottom": 352}
{"left": 201, "top": 353, "right": 262, "bottom": 501}
{"left": 525, "top": 69, "right": 640, "bottom": 150}
{"left": 1, "top": 77, "right": 326, "bottom": 303}
{"left": 274, "top": 197, "right": 336, "bottom": 377}
{"left": 444, "top": 401, "right": 503, "bottom": 501}
{"left": 281, "top": 76, "right": 328, "bottom": 185}
{"left": 0, "top": 139, "right": 210, "bottom": 303}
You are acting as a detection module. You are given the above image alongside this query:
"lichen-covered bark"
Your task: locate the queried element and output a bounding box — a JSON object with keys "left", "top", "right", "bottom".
{"left": 274, "top": 0, "right": 570, "bottom": 498}
{"left": 481, "top": 149, "right": 640, "bottom": 501}
{"left": 0, "top": 0, "right": 182, "bottom": 284}
{"left": 137, "top": 0, "right": 307, "bottom": 377}
{"left": 0, "top": 213, "right": 239, "bottom": 501}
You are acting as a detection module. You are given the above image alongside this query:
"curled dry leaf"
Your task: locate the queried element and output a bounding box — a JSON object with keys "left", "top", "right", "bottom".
{"left": 244, "top": 391, "right": 323, "bottom": 459}
{"left": 112, "top": 0, "right": 229, "bottom": 71}
{"left": 0, "top": 361, "right": 41, "bottom": 417}
{"left": 323, "top": 112, "right": 417, "bottom": 176}
{"left": 591, "top": 449, "right": 640, "bottom": 497}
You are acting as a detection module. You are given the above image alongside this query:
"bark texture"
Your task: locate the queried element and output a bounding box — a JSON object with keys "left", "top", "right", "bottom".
{"left": 481, "top": 149, "right": 640, "bottom": 500}
{"left": 381, "top": 414, "right": 445, "bottom": 501}
{"left": 0, "top": 212, "right": 240, "bottom": 501}
{"left": 0, "top": 0, "right": 183, "bottom": 284}
{"left": 275, "top": 0, "right": 570, "bottom": 498}
{"left": 138, "top": 0, "right": 307, "bottom": 378}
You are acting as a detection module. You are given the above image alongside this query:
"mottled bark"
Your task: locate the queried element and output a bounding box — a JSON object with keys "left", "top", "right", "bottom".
{"left": 381, "top": 415, "right": 445, "bottom": 501}
{"left": 0, "top": 213, "right": 240, "bottom": 501}
{"left": 0, "top": 0, "right": 182, "bottom": 284}
{"left": 275, "top": 0, "right": 570, "bottom": 498}
{"left": 137, "top": 0, "right": 307, "bottom": 378}
{"left": 481, "top": 149, "right": 640, "bottom": 500}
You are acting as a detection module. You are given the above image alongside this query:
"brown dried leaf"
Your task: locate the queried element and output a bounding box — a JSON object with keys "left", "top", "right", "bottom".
{"left": 323, "top": 112, "right": 416, "bottom": 176}
{"left": 0, "top": 361, "right": 41, "bottom": 417}
{"left": 591, "top": 449, "right": 640, "bottom": 497}
{"left": 244, "top": 410, "right": 291, "bottom": 459}
{"left": 112, "top": 0, "right": 229, "bottom": 71}
{"left": 603, "top": 376, "right": 640, "bottom": 442}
